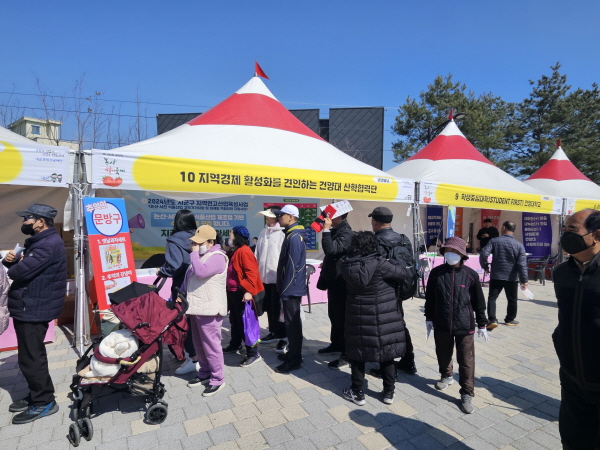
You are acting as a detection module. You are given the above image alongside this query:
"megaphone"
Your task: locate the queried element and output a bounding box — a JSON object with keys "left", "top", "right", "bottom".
{"left": 128, "top": 214, "right": 146, "bottom": 229}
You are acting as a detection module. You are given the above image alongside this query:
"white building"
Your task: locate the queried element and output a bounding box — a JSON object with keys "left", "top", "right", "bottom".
{"left": 8, "top": 116, "right": 79, "bottom": 150}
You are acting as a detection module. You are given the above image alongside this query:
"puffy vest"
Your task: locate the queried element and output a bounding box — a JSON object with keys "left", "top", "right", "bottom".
{"left": 186, "top": 250, "right": 228, "bottom": 316}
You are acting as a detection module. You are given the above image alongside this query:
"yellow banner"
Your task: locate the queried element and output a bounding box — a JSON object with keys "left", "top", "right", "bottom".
{"left": 132, "top": 155, "right": 402, "bottom": 201}
{"left": 574, "top": 199, "right": 600, "bottom": 212}
{"left": 422, "top": 182, "right": 559, "bottom": 214}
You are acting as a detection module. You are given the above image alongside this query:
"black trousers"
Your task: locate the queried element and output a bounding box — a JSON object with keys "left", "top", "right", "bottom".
{"left": 282, "top": 296, "right": 303, "bottom": 365}
{"left": 559, "top": 370, "right": 600, "bottom": 449}
{"left": 351, "top": 360, "right": 395, "bottom": 392}
{"left": 263, "top": 283, "right": 286, "bottom": 338}
{"left": 434, "top": 330, "right": 475, "bottom": 397}
{"left": 13, "top": 319, "right": 55, "bottom": 406}
{"left": 487, "top": 279, "right": 519, "bottom": 323}
{"left": 227, "top": 290, "right": 258, "bottom": 358}
{"left": 399, "top": 303, "right": 414, "bottom": 362}
{"left": 327, "top": 283, "right": 346, "bottom": 351}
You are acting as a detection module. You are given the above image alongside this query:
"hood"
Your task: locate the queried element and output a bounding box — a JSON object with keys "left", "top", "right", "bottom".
{"left": 342, "top": 254, "right": 379, "bottom": 289}
{"left": 167, "top": 229, "right": 195, "bottom": 250}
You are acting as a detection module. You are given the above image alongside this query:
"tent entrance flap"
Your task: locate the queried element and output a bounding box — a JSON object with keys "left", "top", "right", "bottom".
{"left": 420, "top": 181, "right": 562, "bottom": 214}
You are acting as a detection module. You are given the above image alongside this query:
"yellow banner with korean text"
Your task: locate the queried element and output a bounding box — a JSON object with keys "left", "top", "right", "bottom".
{"left": 92, "top": 151, "right": 414, "bottom": 202}
{"left": 420, "top": 181, "right": 562, "bottom": 214}
{"left": 565, "top": 198, "right": 600, "bottom": 215}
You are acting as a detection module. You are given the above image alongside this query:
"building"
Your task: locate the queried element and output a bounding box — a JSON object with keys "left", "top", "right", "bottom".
{"left": 8, "top": 117, "right": 79, "bottom": 150}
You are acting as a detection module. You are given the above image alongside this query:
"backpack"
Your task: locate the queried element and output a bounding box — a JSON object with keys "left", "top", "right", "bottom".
{"left": 378, "top": 235, "right": 417, "bottom": 301}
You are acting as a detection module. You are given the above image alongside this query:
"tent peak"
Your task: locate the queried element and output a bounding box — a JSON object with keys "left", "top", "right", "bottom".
{"left": 439, "top": 120, "right": 466, "bottom": 138}
{"left": 235, "top": 77, "right": 277, "bottom": 100}
{"left": 549, "top": 147, "right": 570, "bottom": 162}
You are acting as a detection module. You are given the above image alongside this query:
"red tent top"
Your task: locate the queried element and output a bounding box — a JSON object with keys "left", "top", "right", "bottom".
{"left": 407, "top": 121, "right": 493, "bottom": 165}
{"left": 526, "top": 147, "right": 591, "bottom": 182}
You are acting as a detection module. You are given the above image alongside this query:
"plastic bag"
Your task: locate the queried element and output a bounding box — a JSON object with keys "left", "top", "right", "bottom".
{"left": 243, "top": 301, "right": 261, "bottom": 347}
{"left": 521, "top": 287, "right": 534, "bottom": 300}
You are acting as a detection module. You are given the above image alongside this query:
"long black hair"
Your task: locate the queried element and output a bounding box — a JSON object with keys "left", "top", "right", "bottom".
{"left": 172, "top": 209, "right": 197, "bottom": 234}
{"left": 347, "top": 231, "right": 379, "bottom": 257}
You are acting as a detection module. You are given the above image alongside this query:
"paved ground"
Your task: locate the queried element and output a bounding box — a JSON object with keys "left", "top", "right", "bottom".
{"left": 0, "top": 280, "right": 562, "bottom": 450}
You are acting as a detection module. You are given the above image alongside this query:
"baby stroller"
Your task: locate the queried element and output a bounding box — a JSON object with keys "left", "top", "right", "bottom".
{"left": 67, "top": 288, "right": 188, "bottom": 447}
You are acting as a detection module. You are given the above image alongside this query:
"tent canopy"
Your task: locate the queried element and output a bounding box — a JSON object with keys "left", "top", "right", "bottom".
{"left": 0, "top": 125, "right": 70, "bottom": 188}
{"left": 525, "top": 145, "right": 600, "bottom": 212}
{"left": 387, "top": 121, "right": 561, "bottom": 214}
{"left": 91, "top": 77, "right": 413, "bottom": 203}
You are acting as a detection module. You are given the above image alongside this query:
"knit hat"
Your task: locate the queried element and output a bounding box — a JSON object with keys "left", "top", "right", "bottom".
{"left": 440, "top": 236, "right": 469, "bottom": 260}
{"left": 232, "top": 225, "right": 250, "bottom": 239}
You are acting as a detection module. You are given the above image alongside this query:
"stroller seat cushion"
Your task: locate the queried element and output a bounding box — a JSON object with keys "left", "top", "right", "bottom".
{"left": 83, "top": 329, "right": 139, "bottom": 378}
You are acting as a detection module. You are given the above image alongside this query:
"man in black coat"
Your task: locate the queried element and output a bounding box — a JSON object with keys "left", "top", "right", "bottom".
{"left": 2, "top": 204, "right": 67, "bottom": 424}
{"left": 553, "top": 209, "right": 600, "bottom": 448}
{"left": 479, "top": 221, "right": 528, "bottom": 329}
{"left": 316, "top": 212, "right": 353, "bottom": 369}
{"left": 368, "top": 206, "right": 417, "bottom": 375}
{"left": 476, "top": 218, "right": 499, "bottom": 251}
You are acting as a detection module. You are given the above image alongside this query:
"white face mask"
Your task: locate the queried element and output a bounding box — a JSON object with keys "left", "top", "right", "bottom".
{"left": 199, "top": 245, "right": 207, "bottom": 254}
{"left": 444, "top": 251, "right": 462, "bottom": 266}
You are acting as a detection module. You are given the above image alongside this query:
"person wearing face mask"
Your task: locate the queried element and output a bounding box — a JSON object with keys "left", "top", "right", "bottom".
{"left": 2, "top": 204, "right": 67, "bottom": 425}
{"left": 425, "top": 237, "right": 488, "bottom": 414}
{"left": 479, "top": 220, "right": 528, "bottom": 329}
{"left": 553, "top": 209, "right": 600, "bottom": 448}
{"left": 181, "top": 225, "right": 229, "bottom": 397}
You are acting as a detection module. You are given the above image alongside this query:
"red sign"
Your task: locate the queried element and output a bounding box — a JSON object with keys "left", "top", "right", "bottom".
{"left": 481, "top": 209, "right": 501, "bottom": 228}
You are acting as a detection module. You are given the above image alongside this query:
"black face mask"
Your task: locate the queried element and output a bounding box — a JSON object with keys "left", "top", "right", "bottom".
{"left": 560, "top": 231, "right": 594, "bottom": 255}
{"left": 20, "top": 223, "right": 35, "bottom": 236}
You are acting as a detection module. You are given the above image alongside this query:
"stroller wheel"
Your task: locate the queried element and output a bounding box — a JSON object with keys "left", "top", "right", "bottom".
{"left": 72, "top": 400, "right": 91, "bottom": 420}
{"left": 68, "top": 423, "right": 81, "bottom": 447}
{"left": 80, "top": 417, "right": 94, "bottom": 441}
{"left": 145, "top": 403, "right": 168, "bottom": 425}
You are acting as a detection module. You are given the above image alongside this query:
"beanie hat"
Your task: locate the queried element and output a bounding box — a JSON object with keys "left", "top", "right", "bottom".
{"left": 232, "top": 225, "right": 250, "bottom": 239}
{"left": 440, "top": 236, "right": 469, "bottom": 260}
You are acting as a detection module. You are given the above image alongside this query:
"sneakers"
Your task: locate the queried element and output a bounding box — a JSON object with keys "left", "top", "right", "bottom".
{"left": 396, "top": 359, "right": 417, "bottom": 375}
{"left": 275, "top": 340, "right": 288, "bottom": 354}
{"left": 175, "top": 358, "right": 198, "bottom": 375}
{"left": 342, "top": 388, "right": 366, "bottom": 406}
{"left": 460, "top": 394, "right": 475, "bottom": 414}
{"left": 504, "top": 320, "right": 520, "bottom": 326}
{"left": 9, "top": 396, "right": 31, "bottom": 413}
{"left": 261, "top": 333, "right": 278, "bottom": 344}
{"left": 240, "top": 354, "right": 262, "bottom": 367}
{"left": 383, "top": 390, "right": 395, "bottom": 405}
{"left": 487, "top": 321, "right": 499, "bottom": 331}
{"left": 187, "top": 376, "right": 211, "bottom": 388}
{"left": 223, "top": 344, "right": 243, "bottom": 354}
{"left": 328, "top": 357, "right": 349, "bottom": 370}
{"left": 435, "top": 376, "right": 455, "bottom": 391}
{"left": 12, "top": 401, "right": 59, "bottom": 424}
{"left": 318, "top": 345, "right": 343, "bottom": 355}
{"left": 202, "top": 383, "right": 226, "bottom": 397}
{"left": 275, "top": 360, "right": 302, "bottom": 373}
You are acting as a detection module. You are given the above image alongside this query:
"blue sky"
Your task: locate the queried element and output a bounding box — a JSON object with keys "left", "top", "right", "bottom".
{"left": 2, "top": 1, "right": 599, "bottom": 170}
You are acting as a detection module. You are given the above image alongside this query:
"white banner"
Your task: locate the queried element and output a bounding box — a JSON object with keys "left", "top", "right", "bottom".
{"left": 0, "top": 140, "right": 70, "bottom": 187}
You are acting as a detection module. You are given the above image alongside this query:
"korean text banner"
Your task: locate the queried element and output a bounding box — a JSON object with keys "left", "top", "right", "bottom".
{"left": 522, "top": 213, "right": 552, "bottom": 258}
{"left": 83, "top": 198, "right": 137, "bottom": 310}
{"left": 420, "top": 182, "right": 561, "bottom": 214}
{"left": 0, "top": 141, "right": 70, "bottom": 187}
{"left": 566, "top": 198, "right": 600, "bottom": 215}
{"left": 91, "top": 151, "right": 414, "bottom": 202}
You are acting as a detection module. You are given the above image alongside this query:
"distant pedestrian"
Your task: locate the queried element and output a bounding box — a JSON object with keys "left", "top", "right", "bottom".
{"left": 273, "top": 205, "right": 307, "bottom": 374}
{"left": 425, "top": 237, "right": 488, "bottom": 414}
{"left": 479, "top": 221, "right": 528, "bottom": 329}
{"left": 553, "top": 209, "right": 600, "bottom": 448}
{"left": 476, "top": 218, "right": 499, "bottom": 251}
{"left": 340, "top": 231, "right": 407, "bottom": 406}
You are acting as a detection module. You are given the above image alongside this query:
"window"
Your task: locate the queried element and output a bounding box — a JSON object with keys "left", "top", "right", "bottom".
{"left": 31, "top": 125, "right": 40, "bottom": 135}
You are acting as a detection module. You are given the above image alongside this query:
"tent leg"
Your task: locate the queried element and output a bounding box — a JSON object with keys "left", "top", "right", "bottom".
{"left": 558, "top": 198, "right": 566, "bottom": 264}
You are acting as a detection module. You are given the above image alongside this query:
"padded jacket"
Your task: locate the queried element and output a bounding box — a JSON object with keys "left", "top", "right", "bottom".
{"left": 375, "top": 227, "right": 413, "bottom": 260}
{"left": 553, "top": 253, "right": 600, "bottom": 391}
{"left": 341, "top": 254, "right": 406, "bottom": 363}
{"left": 479, "top": 235, "right": 528, "bottom": 283}
{"left": 317, "top": 220, "right": 354, "bottom": 291}
{"left": 159, "top": 229, "right": 195, "bottom": 299}
{"left": 276, "top": 224, "right": 307, "bottom": 299}
{"left": 424, "top": 263, "right": 487, "bottom": 335}
{"left": 2, "top": 227, "right": 67, "bottom": 322}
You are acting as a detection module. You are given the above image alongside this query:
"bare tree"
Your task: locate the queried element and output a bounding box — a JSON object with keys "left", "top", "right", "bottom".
{"left": 0, "top": 84, "right": 26, "bottom": 128}
{"left": 35, "top": 76, "right": 70, "bottom": 145}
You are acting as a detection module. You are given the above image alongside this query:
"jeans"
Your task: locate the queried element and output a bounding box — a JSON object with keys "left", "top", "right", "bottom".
{"left": 487, "top": 279, "right": 519, "bottom": 323}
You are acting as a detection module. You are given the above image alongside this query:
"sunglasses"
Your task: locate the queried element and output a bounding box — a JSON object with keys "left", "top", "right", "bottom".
{"left": 22, "top": 215, "right": 37, "bottom": 221}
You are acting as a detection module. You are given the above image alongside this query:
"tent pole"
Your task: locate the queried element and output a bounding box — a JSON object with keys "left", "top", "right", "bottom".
{"left": 73, "top": 148, "right": 90, "bottom": 354}
{"left": 558, "top": 198, "right": 566, "bottom": 264}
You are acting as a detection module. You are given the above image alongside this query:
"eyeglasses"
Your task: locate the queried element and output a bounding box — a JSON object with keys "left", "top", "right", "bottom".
{"left": 22, "top": 216, "right": 36, "bottom": 222}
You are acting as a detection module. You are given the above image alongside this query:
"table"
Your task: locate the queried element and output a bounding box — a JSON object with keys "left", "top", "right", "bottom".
{"left": 0, "top": 318, "right": 55, "bottom": 352}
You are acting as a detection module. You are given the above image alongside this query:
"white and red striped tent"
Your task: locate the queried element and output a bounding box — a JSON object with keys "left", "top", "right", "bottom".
{"left": 386, "top": 120, "right": 561, "bottom": 214}
{"left": 524, "top": 144, "right": 600, "bottom": 208}
{"left": 91, "top": 77, "right": 413, "bottom": 203}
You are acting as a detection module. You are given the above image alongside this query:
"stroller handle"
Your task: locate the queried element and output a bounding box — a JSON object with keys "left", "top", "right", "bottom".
{"left": 175, "top": 287, "right": 189, "bottom": 317}
{"left": 153, "top": 276, "right": 167, "bottom": 291}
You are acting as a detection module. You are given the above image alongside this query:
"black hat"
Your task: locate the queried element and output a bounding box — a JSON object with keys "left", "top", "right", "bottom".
{"left": 16, "top": 204, "right": 58, "bottom": 220}
{"left": 368, "top": 206, "right": 393, "bottom": 223}
{"left": 483, "top": 218, "right": 492, "bottom": 223}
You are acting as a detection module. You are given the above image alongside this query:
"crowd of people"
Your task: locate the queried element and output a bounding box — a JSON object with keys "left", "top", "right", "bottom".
{"left": 1, "top": 202, "right": 600, "bottom": 449}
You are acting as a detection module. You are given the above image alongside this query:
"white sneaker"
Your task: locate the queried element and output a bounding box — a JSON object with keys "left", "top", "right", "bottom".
{"left": 175, "top": 358, "right": 197, "bottom": 375}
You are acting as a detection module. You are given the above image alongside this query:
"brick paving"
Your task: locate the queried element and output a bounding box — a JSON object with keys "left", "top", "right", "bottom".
{"left": 0, "top": 280, "right": 562, "bottom": 449}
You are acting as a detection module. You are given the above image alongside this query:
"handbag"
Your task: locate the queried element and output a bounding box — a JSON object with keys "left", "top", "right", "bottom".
{"left": 252, "top": 290, "right": 265, "bottom": 317}
{"left": 242, "top": 301, "right": 261, "bottom": 347}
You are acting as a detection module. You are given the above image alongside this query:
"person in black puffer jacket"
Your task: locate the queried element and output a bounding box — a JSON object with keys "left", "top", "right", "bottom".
{"left": 2, "top": 204, "right": 66, "bottom": 425}
{"left": 425, "top": 237, "right": 487, "bottom": 415}
{"left": 340, "top": 231, "right": 406, "bottom": 407}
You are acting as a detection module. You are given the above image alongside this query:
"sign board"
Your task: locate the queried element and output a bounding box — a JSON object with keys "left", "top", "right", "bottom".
{"left": 522, "top": 213, "right": 552, "bottom": 258}
{"left": 264, "top": 202, "right": 318, "bottom": 250}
